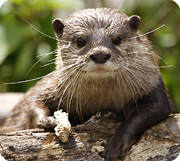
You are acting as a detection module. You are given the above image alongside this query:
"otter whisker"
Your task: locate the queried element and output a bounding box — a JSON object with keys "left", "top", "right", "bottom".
{"left": 130, "top": 24, "right": 165, "bottom": 40}
{"left": 113, "top": 57, "right": 131, "bottom": 109}
{"left": 23, "top": 17, "right": 57, "bottom": 41}
{"left": 127, "top": 57, "right": 172, "bottom": 69}
{"left": 47, "top": 58, "right": 56, "bottom": 62}
{"left": 120, "top": 62, "right": 149, "bottom": 94}
{"left": 65, "top": 70, "right": 82, "bottom": 113}
{"left": 57, "top": 63, "right": 85, "bottom": 111}
{"left": 67, "top": 63, "right": 89, "bottom": 122}
{"left": 65, "top": 62, "right": 86, "bottom": 113}
{"left": 55, "top": 67, "right": 80, "bottom": 84}
{"left": 60, "top": 62, "right": 82, "bottom": 72}
{"left": 111, "top": 63, "right": 124, "bottom": 110}
{"left": 61, "top": 51, "right": 80, "bottom": 57}
{"left": 56, "top": 64, "right": 82, "bottom": 86}
{"left": 123, "top": 62, "right": 156, "bottom": 92}
{"left": 74, "top": 69, "right": 85, "bottom": 121}
{"left": 36, "top": 50, "right": 57, "bottom": 58}
{"left": 4, "top": 76, "right": 44, "bottom": 85}
{"left": 120, "top": 39, "right": 170, "bottom": 69}
{"left": 25, "top": 50, "right": 56, "bottom": 78}
{"left": 60, "top": 56, "right": 79, "bottom": 62}
{"left": 52, "top": 65, "right": 81, "bottom": 92}
{"left": 54, "top": 61, "right": 85, "bottom": 100}
{"left": 121, "top": 66, "right": 139, "bottom": 100}
{"left": 126, "top": 45, "right": 168, "bottom": 65}
{"left": 117, "top": 41, "right": 169, "bottom": 68}
{"left": 41, "top": 62, "right": 55, "bottom": 67}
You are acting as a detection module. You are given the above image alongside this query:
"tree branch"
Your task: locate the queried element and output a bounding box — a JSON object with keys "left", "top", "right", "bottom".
{"left": 0, "top": 112, "right": 179, "bottom": 161}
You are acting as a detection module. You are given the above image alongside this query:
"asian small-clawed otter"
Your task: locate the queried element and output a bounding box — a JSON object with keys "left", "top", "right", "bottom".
{"left": 0, "top": 8, "right": 172, "bottom": 160}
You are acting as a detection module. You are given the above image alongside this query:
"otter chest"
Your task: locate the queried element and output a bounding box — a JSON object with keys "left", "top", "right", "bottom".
{"left": 67, "top": 80, "right": 133, "bottom": 115}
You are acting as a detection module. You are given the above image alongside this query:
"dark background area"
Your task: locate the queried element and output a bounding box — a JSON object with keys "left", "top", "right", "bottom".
{"left": 0, "top": 0, "right": 180, "bottom": 112}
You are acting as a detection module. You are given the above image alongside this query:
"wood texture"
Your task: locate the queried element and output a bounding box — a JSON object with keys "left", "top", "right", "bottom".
{"left": 0, "top": 112, "right": 180, "bottom": 161}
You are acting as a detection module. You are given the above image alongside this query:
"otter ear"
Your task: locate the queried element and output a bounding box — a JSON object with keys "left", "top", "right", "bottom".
{"left": 52, "top": 18, "right": 64, "bottom": 36}
{"left": 128, "top": 15, "right": 140, "bottom": 30}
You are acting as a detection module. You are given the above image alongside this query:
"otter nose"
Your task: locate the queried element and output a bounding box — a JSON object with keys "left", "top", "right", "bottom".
{"left": 90, "top": 53, "right": 111, "bottom": 64}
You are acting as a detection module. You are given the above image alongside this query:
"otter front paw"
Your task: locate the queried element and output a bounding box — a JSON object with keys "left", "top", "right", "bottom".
{"left": 103, "top": 133, "right": 133, "bottom": 161}
{"left": 104, "top": 140, "right": 127, "bottom": 160}
{"left": 38, "top": 116, "right": 57, "bottom": 129}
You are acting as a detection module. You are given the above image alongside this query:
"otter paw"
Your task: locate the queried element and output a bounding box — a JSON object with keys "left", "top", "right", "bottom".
{"left": 38, "top": 116, "right": 57, "bottom": 129}
{"left": 103, "top": 136, "right": 129, "bottom": 161}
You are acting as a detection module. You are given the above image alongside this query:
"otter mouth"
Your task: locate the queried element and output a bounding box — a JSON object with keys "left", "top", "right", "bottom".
{"left": 91, "top": 67, "right": 110, "bottom": 73}
{"left": 89, "top": 64, "right": 111, "bottom": 73}
{"left": 83, "top": 64, "right": 116, "bottom": 78}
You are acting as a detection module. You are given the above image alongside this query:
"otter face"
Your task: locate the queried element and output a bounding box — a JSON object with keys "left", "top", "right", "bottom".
{"left": 51, "top": 8, "right": 161, "bottom": 120}
{"left": 52, "top": 8, "right": 155, "bottom": 80}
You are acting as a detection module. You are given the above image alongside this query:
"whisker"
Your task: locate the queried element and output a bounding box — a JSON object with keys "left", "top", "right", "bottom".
{"left": 75, "top": 66, "right": 86, "bottom": 122}
{"left": 47, "top": 58, "right": 56, "bottom": 62}
{"left": 56, "top": 63, "right": 84, "bottom": 111}
{"left": 130, "top": 24, "right": 165, "bottom": 40}
{"left": 125, "top": 57, "right": 172, "bottom": 68}
{"left": 41, "top": 62, "right": 55, "bottom": 67}
{"left": 66, "top": 66, "right": 84, "bottom": 114}
{"left": 4, "top": 76, "right": 44, "bottom": 85}
{"left": 23, "top": 17, "right": 57, "bottom": 41}
{"left": 121, "top": 66, "right": 139, "bottom": 100}
{"left": 158, "top": 65, "right": 173, "bottom": 68}
{"left": 127, "top": 47, "right": 168, "bottom": 64}
{"left": 24, "top": 51, "right": 56, "bottom": 78}
{"left": 55, "top": 61, "right": 84, "bottom": 88}
{"left": 36, "top": 51, "right": 57, "bottom": 58}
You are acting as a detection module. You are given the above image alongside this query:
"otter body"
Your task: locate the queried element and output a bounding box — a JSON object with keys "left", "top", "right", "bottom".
{"left": 0, "top": 8, "right": 172, "bottom": 160}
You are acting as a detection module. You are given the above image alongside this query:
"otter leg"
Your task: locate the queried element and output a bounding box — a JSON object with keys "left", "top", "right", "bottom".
{"left": 28, "top": 100, "right": 57, "bottom": 129}
{"left": 104, "top": 79, "right": 172, "bottom": 160}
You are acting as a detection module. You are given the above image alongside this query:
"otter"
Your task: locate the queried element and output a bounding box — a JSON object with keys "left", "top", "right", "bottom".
{"left": 0, "top": 8, "right": 172, "bottom": 160}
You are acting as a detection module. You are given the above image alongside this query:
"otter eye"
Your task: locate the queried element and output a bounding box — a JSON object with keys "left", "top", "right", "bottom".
{"left": 76, "top": 37, "right": 86, "bottom": 48}
{"left": 112, "top": 37, "right": 122, "bottom": 46}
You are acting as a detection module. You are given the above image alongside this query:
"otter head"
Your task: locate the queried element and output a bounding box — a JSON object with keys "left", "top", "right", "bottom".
{"left": 52, "top": 8, "right": 155, "bottom": 83}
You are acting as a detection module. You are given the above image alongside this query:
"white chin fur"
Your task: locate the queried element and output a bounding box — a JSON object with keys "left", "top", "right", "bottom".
{"left": 83, "top": 61, "right": 117, "bottom": 78}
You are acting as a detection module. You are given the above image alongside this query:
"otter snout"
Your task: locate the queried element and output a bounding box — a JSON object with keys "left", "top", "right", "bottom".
{"left": 90, "top": 53, "right": 111, "bottom": 64}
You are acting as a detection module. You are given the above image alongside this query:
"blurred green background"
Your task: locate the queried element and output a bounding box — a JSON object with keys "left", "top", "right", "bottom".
{"left": 0, "top": 0, "right": 180, "bottom": 112}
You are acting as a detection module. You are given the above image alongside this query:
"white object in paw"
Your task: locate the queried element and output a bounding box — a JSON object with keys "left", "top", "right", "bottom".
{"left": 54, "top": 110, "right": 71, "bottom": 142}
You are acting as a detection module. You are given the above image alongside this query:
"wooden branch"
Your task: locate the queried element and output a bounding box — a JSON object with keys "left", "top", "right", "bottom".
{"left": 0, "top": 112, "right": 179, "bottom": 161}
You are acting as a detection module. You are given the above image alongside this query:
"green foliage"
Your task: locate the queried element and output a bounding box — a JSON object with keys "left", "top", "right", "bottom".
{"left": 0, "top": 0, "right": 83, "bottom": 92}
{"left": 0, "top": 0, "right": 179, "bottom": 112}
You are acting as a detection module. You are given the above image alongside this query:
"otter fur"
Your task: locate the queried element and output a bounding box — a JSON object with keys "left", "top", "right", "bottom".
{"left": 0, "top": 8, "right": 172, "bottom": 160}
